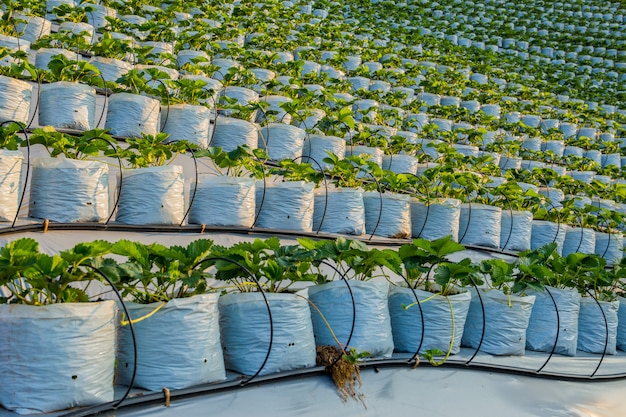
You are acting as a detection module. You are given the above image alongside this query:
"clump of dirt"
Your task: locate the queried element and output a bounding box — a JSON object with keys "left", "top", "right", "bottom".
{"left": 316, "top": 345, "right": 366, "bottom": 407}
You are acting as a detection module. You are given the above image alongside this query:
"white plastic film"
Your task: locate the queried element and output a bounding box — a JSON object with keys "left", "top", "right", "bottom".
{"left": 0, "top": 150, "right": 23, "bottom": 221}
{"left": 459, "top": 204, "right": 502, "bottom": 248}
{"left": 161, "top": 104, "right": 211, "bottom": 149}
{"left": 0, "top": 76, "right": 32, "bottom": 125}
{"left": 259, "top": 123, "right": 306, "bottom": 161}
{"left": 499, "top": 210, "right": 533, "bottom": 251}
{"left": 363, "top": 191, "right": 411, "bottom": 238}
{"left": 211, "top": 116, "right": 258, "bottom": 152}
{"left": 531, "top": 220, "right": 568, "bottom": 255}
{"left": 562, "top": 227, "right": 596, "bottom": 256}
{"left": 411, "top": 198, "right": 461, "bottom": 241}
{"left": 577, "top": 297, "right": 618, "bottom": 355}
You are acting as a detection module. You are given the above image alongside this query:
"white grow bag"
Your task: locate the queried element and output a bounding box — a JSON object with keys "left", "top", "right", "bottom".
{"left": 531, "top": 220, "right": 568, "bottom": 255}
{"left": 594, "top": 232, "right": 623, "bottom": 265}
{"left": 161, "top": 104, "right": 211, "bottom": 149}
{"left": 255, "top": 180, "right": 314, "bottom": 232}
{"left": 211, "top": 116, "right": 258, "bottom": 152}
{"left": 219, "top": 292, "right": 316, "bottom": 376}
{"left": 562, "top": 227, "right": 596, "bottom": 256}
{"left": 308, "top": 280, "right": 394, "bottom": 359}
{"left": 578, "top": 297, "right": 619, "bottom": 355}
{"left": 302, "top": 134, "right": 345, "bottom": 171}
{"left": 0, "top": 75, "right": 32, "bottom": 125}
{"left": 29, "top": 158, "right": 109, "bottom": 223}
{"left": 259, "top": 123, "right": 306, "bottom": 161}
{"left": 388, "top": 286, "right": 471, "bottom": 354}
{"left": 526, "top": 286, "right": 581, "bottom": 356}
{"left": 0, "top": 301, "right": 116, "bottom": 414}
{"left": 411, "top": 198, "right": 461, "bottom": 241}
{"left": 116, "top": 165, "right": 185, "bottom": 225}
{"left": 39, "top": 82, "right": 96, "bottom": 131}
{"left": 0, "top": 150, "right": 23, "bottom": 221}
{"left": 617, "top": 296, "right": 626, "bottom": 351}
{"left": 459, "top": 204, "right": 502, "bottom": 248}
{"left": 462, "top": 289, "right": 536, "bottom": 356}
{"left": 116, "top": 294, "right": 226, "bottom": 391}
{"left": 105, "top": 93, "right": 160, "bottom": 138}
{"left": 188, "top": 176, "right": 255, "bottom": 227}
{"left": 313, "top": 187, "right": 364, "bottom": 235}
{"left": 363, "top": 191, "right": 411, "bottom": 238}
{"left": 499, "top": 210, "right": 533, "bottom": 251}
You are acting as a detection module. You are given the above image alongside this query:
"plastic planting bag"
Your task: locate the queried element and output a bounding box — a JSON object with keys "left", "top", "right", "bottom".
{"left": 117, "top": 294, "right": 226, "bottom": 390}
{"left": 363, "top": 191, "right": 411, "bottom": 238}
{"left": 39, "top": 81, "right": 95, "bottom": 131}
{"left": 617, "top": 296, "right": 626, "bottom": 351}
{"left": 189, "top": 176, "right": 256, "bottom": 227}
{"left": 116, "top": 165, "right": 185, "bottom": 225}
{"left": 0, "top": 150, "right": 23, "bottom": 221}
{"left": 308, "top": 280, "right": 394, "bottom": 359}
{"left": 499, "top": 210, "right": 532, "bottom": 251}
{"left": 577, "top": 297, "right": 618, "bottom": 355}
{"left": 212, "top": 117, "right": 258, "bottom": 152}
{"left": 29, "top": 158, "right": 109, "bottom": 223}
{"left": 105, "top": 93, "right": 160, "bottom": 138}
{"left": 0, "top": 76, "right": 32, "bottom": 124}
{"left": 0, "top": 301, "right": 116, "bottom": 414}
{"left": 526, "top": 287, "right": 580, "bottom": 356}
{"left": 302, "top": 134, "right": 345, "bottom": 171}
{"left": 255, "top": 181, "right": 314, "bottom": 232}
{"left": 259, "top": 123, "right": 306, "bottom": 161}
{"left": 389, "top": 286, "right": 471, "bottom": 355}
{"left": 462, "top": 288, "right": 536, "bottom": 356}
{"left": 562, "top": 227, "right": 596, "bottom": 256}
{"left": 313, "top": 187, "right": 365, "bottom": 235}
{"left": 411, "top": 198, "right": 461, "bottom": 241}
{"left": 161, "top": 104, "right": 211, "bottom": 149}
{"left": 531, "top": 221, "right": 568, "bottom": 255}
{"left": 594, "top": 232, "right": 623, "bottom": 266}
{"left": 219, "top": 292, "right": 316, "bottom": 376}
{"left": 459, "top": 204, "right": 502, "bottom": 248}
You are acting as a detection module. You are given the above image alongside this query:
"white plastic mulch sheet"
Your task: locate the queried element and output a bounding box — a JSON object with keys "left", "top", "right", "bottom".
{"left": 0, "top": 150, "right": 23, "bottom": 221}
{"left": 0, "top": 301, "right": 116, "bottom": 414}
{"left": 308, "top": 280, "right": 394, "bottom": 359}
{"left": 29, "top": 158, "right": 109, "bottom": 223}
{"left": 499, "top": 210, "right": 532, "bottom": 251}
{"left": 363, "top": 191, "right": 411, "bottom": 238}
{"left": 313, "top": 187, "right": 365, "bottom": 235}
{"left": 105, "top": 93, "right": 161, "bottom": 138}
{"left": 577, "top": 297, "right": 618, "bottom": 355}
{"left": 218, "top": 292, "right": 316, "bottom": 376}
{"left": 116, "top": 294, "right": 226, "bottom": 391}
{"left": 258, "top": 123, "right": 306, "bottom": 161}
{"left": 531, "top": 220, "right": 568, "bottom": 255}
{"left": 211, "top": 117, "right": 258, "bottom": 152}
{"left": 388, "top": 286, "right": 471, "bottom": 355}
{"left": 0, "top": 76, "right": 32, "bottom": 124}
{"left": 462, "top": 289, "right": 536, "bottom": 356}
{"left": 594, "top": 232, "right": 624, "bottom": 266}
{"left": 410, "top": 198, "right": 461, "bottom": 241}
{"left": 562, "top": 227, "right": 596, "bottom": 256}
{"left": 39, "top": 81, "right": 96, "bottom": 131}
{"left": 161, "top": 104, "right": 211, "bottom": 149}
{"left": 254, "top": 180, "right": 314, "bottom": 232}
{"left": 459, "top": 204, "right": 502, "bottom": 249}
{"left": 116, "top": 165, "right": 184, "bottom": 225}
{"left": 188, "top": 175, "right": 255, "bottom": 227}
{"left": 525, "top": 286, "right": 581, "bottom": 357}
